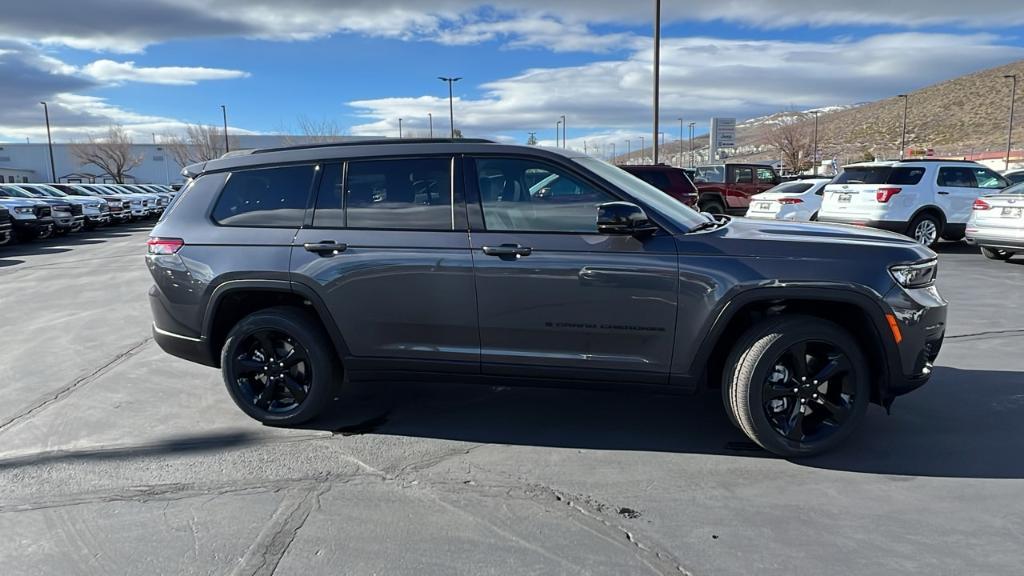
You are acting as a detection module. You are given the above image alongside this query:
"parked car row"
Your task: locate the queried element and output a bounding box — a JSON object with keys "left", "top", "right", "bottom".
{"left": 0, "top": 183, "right": 177, "bottom": 244}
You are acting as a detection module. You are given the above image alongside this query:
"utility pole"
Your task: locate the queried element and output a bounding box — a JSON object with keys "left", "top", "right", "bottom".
{"left": 560, "top": 115, "right": 566, "bottom": 148}
{"left": 898, "top": 94, "right": 908, "bottom": 160}
{"left": 652, "top": 0, "right": 662, "bottom": 164}
{"left": 428, "top": 113, "right": 433, "bottom": 138}
{"left": 438, "top": 77, "right": 461, "bottom": 138}
{"left": 688, "top": 122, "right": 695, "bottom": 168}
{"left": 1004, "top": 74, "right": 1018, "bottom": 171}
{"left": 220, "top": 105, "right": 230, "bottom": 153}
{"left": 811, "top": 110, "right": 820, "bottom": 176}
{"left": 40, "top": 101, "right": 56, "bottom": 182}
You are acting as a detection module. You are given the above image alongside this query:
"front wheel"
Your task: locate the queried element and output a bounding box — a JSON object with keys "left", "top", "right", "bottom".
{"left": 723, "top": 316, "right": 870, "bottom": 458}
{"left": 980, "top": 247, "right": 1013, "bottom": 260}
{"left": 221, "top": 306, "right": 340, "bottom": 426}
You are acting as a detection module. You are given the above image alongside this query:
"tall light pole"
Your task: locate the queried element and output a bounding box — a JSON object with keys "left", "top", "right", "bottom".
{"left": 652, "top": 0, "right": 662, "bottom": 164}
{"left": 898, "top": 94, "right": 908, "bottom": 160}
{"left": 40, "top": 101, "right": 56, "bottom": 182}
{"left": 438, "top": 76, "right": 461, "bottom": 138}
{"left": 560, "top": 115, "right": 566, "bottom": 148}
{"left": 1004, "top": 74, "right": 1018, "bottom": 171}
{"left": 811, "top": 110, "right": 820, "bottom": 176}
{"left": 688, "top": 121, "right": 695, "bottom": 168}
{"left": 428, "top": 113, "right": 433, "bottom": 138}
{"left": 398, "top": 118, "right": 403, "bottom": 138}
{"left": 220, "top": 105, "right": 230, "bottom": 153}
{"left": 556, "top": 120, "right": 561, "bottom": 147}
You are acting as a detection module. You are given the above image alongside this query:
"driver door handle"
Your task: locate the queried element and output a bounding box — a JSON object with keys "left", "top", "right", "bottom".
{"left": 482, "top": 244, "right": 532, "bottom": 258}
{"left": 303, "top": 241, "right": 348, "bottom": 256}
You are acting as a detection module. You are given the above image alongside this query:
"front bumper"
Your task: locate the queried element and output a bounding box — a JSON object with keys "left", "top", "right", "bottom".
{"left": 883, "top": 283, "right": 947, "bottom": 400}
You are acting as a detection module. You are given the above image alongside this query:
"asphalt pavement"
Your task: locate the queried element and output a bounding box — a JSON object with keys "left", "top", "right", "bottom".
{"left": 1, "top": 226, "right": 1022, "bottom": 576}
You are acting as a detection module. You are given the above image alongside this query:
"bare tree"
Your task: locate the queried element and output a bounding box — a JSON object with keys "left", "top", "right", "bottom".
{"left": 165, "top": 124, "right": 238, "bottom": 168}
{"left": 70, "top": 125, "right": 143, "bottom": 183}
{"left": 765, "top": 118, "right": 812, "bottom": 173}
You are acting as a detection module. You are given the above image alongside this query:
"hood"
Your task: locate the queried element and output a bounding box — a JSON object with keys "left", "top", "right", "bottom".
{"left": 679, "top": 216, "right": 934, "bottom": 262}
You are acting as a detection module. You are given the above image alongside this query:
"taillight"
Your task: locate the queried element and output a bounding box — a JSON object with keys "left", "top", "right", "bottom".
{"left": 876, "top": 187, "right": 902, "bottom": 203}
{"left": 777, "top": 197, "right": 803, "bottom": 205}
{"left": 973, "top": 199, "right": 991, "bottom": 211}
{"left": 147, "top": 237, "right": 184, "bottom": 255}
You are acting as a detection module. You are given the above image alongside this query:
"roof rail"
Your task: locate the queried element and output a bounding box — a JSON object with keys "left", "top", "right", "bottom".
{"left": 249, "top": 138, "right": 496, "bottom": 155}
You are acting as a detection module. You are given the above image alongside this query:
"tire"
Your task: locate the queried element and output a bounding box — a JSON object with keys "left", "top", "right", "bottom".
{"left": 907, "top": 213, "right": 942, "bottom": 247}
{"left": 723, "top": 315, "right": 870, "bottom": 458}
{"left": 700, "top": 198, "right": 726, "bottom": 215}
{"left": 980, "top": 247, "right": 1013, "bottom": 260}
{"left": 221, "top": 306, "right": 340, "bottom": 426}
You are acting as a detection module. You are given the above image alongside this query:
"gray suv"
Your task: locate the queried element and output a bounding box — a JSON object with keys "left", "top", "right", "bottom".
{"left": 147, "top": 140, "right": 947, "bottom": 457}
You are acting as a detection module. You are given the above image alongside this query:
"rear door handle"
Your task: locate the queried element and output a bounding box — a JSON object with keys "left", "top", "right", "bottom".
{"left": 482, "top": 244, "right": 532, "bottom": 258}
{"left": 303, "top": 241, "right": 348, "bottom": 256}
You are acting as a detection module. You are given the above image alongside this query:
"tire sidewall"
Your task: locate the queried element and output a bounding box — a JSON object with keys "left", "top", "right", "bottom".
{"left": 221, "top": 308, "right": 337, "bottom": 426}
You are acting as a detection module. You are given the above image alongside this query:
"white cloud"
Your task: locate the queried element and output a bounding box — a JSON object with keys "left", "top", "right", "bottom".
{"left": 80, "top": 60, "right": 250, "bottom": 86}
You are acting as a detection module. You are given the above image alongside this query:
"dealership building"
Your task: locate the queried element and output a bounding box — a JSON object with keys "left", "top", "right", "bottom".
{"left": 0, "top": 135, "right": 377, "bottom": 185}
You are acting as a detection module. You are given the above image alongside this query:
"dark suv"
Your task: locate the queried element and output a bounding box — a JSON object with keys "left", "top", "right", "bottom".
{"left": 147, "top": 140, "right": 947, "bottom": 457}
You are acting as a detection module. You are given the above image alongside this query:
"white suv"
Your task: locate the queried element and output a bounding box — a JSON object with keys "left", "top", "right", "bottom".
{"left": 817, "top": 160, "right": 1010, "bottom": 246}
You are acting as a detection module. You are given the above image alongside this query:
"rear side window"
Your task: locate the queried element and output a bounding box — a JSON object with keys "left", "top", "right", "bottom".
{"left": 887, "top": 167, "right": 925, "bottom": 185}
{"left": 212, "top": 165, "right": 315, "bottom": 227}
{"left": 345, "top": 158, "right": 452, "bottom": 230}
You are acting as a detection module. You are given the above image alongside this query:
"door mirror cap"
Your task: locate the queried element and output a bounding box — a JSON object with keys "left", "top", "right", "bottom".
{"left": 597, "top": 202, "right": 658, "bottom": 236}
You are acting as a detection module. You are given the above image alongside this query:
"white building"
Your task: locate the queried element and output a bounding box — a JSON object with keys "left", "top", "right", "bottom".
{"left": 0, "top": 135, "right": 378, "bottom": 185}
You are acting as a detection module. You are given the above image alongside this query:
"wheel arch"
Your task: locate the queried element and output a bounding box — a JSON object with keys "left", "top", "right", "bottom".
{"left": 692, "top": 285, "right": 901, "bottom": 406}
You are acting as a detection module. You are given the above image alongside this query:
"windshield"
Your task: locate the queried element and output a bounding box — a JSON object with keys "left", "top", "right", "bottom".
{"left": 694, "top": 165, "right": 725, "bottom": 183}
{"left": 574, "top": 158, "right": 706, "bottom": 229}
{"left": 1000, "top": 181, "right": 1024, "bottom": 195}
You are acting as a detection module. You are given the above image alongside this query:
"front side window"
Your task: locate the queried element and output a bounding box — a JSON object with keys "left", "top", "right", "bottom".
{"left": 212, "top": 164, "right": 315, "bottom": 227}
{"left": 733, "top": 167, "right": 753, "bottom": 184}
{"left": 937, "top": 167, "right": 977, "bottom": 188}
{"left": 345, "top": 157, "right": 452, "bottom": 230}
{"left": 973, "top": 168, "right": 1007, "bottom": 189}
{"left": 475, "top": 157, "right": 615, "bottom": 233}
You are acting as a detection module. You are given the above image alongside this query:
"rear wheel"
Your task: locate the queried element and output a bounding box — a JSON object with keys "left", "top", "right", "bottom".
{"left": 723, "top": 316, "right": 870, "bottom": 458}
{"left": 222, "top": 306, "right": 340, "bottom": 426}
{"left": 980, "top": 247, "right": 1014, "bottom": 260}
{"left": 908, "top": 213, "right": 942, "bottom": 247}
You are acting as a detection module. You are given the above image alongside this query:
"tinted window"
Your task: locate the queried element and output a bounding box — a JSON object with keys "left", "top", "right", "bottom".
{"left": 475, "top": 158, "right": 615, "bottom": 233}
{"left": 888, "top": 167, "right": 925, "bottom": 185}
{"left": 733, "top": 167, "right": 753, "bottom": 184}
{"left": 212, "top": 165, "right": 314, "bottom": 227}
{"left": 313, "top": 163, "right": 343, "bottom": 228}
{"left": 937, "top": 167, "right": 977, "bottom": 188}
{"left": 973, "top": 168, "right": 1007, "bottom": 189}
{"left": 345, "top": 158, "right": 452, "bottom": 230}
{"left": 833, "top": 166, "right": 891, "bottom": 184}
{"left": 756, "top": 168, "right": 775, "bottom": 183}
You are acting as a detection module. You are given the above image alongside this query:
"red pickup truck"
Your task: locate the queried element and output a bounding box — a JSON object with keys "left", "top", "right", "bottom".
{"left": 693, "top": 163, "right": 781, "bottom": 215}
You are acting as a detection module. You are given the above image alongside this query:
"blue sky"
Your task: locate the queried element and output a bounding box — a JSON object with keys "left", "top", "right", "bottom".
{"left": 2, "top": 1, "right": 1023, "bottom": 149}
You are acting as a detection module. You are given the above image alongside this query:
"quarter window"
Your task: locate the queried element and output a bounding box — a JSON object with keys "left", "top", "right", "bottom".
{"left": 475, "top": 158, "right": 616, "bottom": 233}
{"left": 345, "top": 158, "right": 452, "bottom": 230}
{"left": 212, "top": 165, "right": 315, "bottom": 227}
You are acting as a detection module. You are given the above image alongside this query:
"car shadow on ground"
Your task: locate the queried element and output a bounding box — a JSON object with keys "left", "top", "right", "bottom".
{"left": 303, "top": 366, "right": 1024, "bottom": 479}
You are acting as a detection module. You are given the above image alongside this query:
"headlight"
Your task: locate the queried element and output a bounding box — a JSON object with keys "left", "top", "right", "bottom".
{"left": 13, "top": 206, "right": 34, "bottom": 214}
{"left": 890, "top": 260, "right": 937, "bottom": 289}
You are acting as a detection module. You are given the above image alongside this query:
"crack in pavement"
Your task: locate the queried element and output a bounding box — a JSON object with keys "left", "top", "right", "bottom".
{"left": 0, "top": 338, "right": 152, "bottom": 437}
{"left": 229, "top": 482, "right": 329, "bottom": 576}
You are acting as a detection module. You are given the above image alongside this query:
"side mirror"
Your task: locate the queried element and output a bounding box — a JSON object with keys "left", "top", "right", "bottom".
{"left": 597, "top": 202, "right": 658, "bottom": 236}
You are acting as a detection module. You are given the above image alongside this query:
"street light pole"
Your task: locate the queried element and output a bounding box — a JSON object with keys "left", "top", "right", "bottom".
{"left": 220, "top": 105, "right": 229, "bottom": 153}
{"left": 898, "top": 94, "right": 908, "bottom": 160}
{"left": 1004, "top": 74, "right": 1018, "bottom": 171}
{"left": 652, "top": 0, "right": 662, "bottom": 164}
{"left": 40, "top": 101, "right": 56, "bottom": 182}
{"left": 688, "top": 122, "right": 695, "bottom": 168}
{"left": 438, "top": 77, "right": 462, "bottom": 138}
{"left": 428, "top": 113, "right": 433, "bottom": 138}
{"left": 811, "top": 110, "right": 820, "bottom": 176}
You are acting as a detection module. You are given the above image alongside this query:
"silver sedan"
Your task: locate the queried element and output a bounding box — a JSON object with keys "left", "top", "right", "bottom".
{"left": 966, "top": 181, "right": 1024, "bottom": 260}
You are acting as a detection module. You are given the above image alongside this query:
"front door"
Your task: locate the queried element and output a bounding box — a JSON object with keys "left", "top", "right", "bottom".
{"left": 290, "top": 157, "right": 479, "bottom": 370}
{"left": 466, "top": 156, "right": 679, "bottom": 383}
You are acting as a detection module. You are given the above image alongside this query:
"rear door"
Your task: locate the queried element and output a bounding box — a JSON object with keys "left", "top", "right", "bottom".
{"left": 466, "top": 155, "right": 678, "bottom": 383}
{"left": 290, "top": 157, "right": 480, "bottom": 371}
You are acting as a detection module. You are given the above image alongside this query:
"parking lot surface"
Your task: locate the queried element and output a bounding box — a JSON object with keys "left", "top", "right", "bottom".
{"left": 1, "top": 226, "right": 1022, "bottom": 575}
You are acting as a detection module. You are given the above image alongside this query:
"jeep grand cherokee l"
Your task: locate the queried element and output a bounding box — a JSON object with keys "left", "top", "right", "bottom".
{"left": 147, "top": 140, "right": 947, "bottom": 457}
